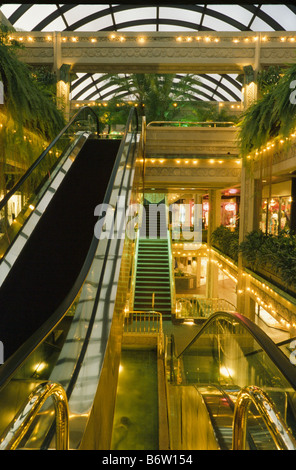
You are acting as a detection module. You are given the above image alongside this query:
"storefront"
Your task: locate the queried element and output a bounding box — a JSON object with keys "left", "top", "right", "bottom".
{"left": 221, "top": 199, "right": 238, "bottom": 229}
{"left": 260, "top": 181, "right": 292, "bottom": 235}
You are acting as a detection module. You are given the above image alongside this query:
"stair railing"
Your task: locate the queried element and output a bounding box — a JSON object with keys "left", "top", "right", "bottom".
{"left": 167, "top": 218, "right": 176, "bottom": 315}
{"left": 147, "top": 121, "right": 235, "bottom": 128}
{"left": 124, "top": 310, "right": 164, "bottom": 355}
{"left": 129, "top": 226, "right": 140, "bottom": 312}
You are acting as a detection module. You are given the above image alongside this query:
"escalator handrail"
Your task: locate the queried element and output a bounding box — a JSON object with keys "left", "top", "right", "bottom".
{"left": 0, "top": 381, "right": 69, "bottom": 450}
{"left": 0, "top": 107, "right": 138, "bottom": 390}
{"left": 0, "top": 106, "right": 100, "bottom": 211}
{"left": 232, "top": 385, "right": 296, "bottom": 450}
{"left": 176, "top": 311, "right": 296, "bottom": 391}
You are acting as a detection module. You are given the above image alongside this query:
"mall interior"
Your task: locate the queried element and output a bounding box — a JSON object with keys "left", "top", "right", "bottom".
{"left": 0, "top": 3, "right": 296, "bottom": 451}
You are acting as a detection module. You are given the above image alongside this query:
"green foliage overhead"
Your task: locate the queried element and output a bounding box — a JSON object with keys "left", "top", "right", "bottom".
{"left": 100, "top": 73, "right": 202, "bottom": 123}
{"left": 94, "top": 73, "right": 239, "bottom": 130}
{"left": 238, "top": 64, "right": 296, "bottom": 156}
{"left": 257, "top": 65, "right": 283, "bottom": 95}
{"left": 238, "top": 91, "right": 279, "bottom": 156}
{"left": 182, "top": 101, "right": 239, "bottom": 124}
{"left": 92, "top": 98, "right": 132, "bottom": 133}
{"left": 0, "top": 42, "right": 64, "bottom": 140}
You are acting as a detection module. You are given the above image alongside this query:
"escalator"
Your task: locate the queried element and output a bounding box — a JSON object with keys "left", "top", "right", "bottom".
{"left": 167, "top": 311, "right": 296, "bottom": 450}
{"left": 0, "top": 106, "right": 139, "bottom": 449}
{"left": 0, "top": 137, "right": 120, "bottom": 360}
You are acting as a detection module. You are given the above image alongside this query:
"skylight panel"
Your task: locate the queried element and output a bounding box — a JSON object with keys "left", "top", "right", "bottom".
{"left": 201, "top": 16, "right": 239, "bottom": 32}
{"left": 114, "top": 6, "right": 157, "bottom": 25}
{"left": 158, "top": 24, "right": 196, "bottom": 32}
{"left": 261, "top": 5, "right": 295, "bottom": 30}
{"left": 9, "top": 5, "right": 57, "bottom": 31}
{"left": 117, "top": 24, "right": 156, "bottom": 32}
{"left": 220, "top": 77, "right": 242, "bottom": 97}
{"left": 0, "top": 4, "right": 22, "bottom": 19}
{"left": 75, "top": 16, "right": 114, "bottom": 32}
{"left": 64, "top": 5, "right": 107, "bottom": 28}
{"left": 250, "top": 16, "right": 276, "bottom": 32}
{"left": 159, "top": 6, "right": 202, "bottom": 26}
{"left": 76, "top": 86, "right": 97, "bottom": 101}
{"left": 209, "top": 4, "right": 254, "bottom": 26}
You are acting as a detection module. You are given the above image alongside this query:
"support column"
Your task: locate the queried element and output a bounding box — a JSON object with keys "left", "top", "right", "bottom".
{"left": 237, "top": 164, "right": 261, "bottom": 318}
{"left": 290, "top": 178, "right": 296, "bottom": 233}
{"left": 54, "top": 32, "right": 71, "bottom": 121}
{"left": 241, "top": 34, "right": 260, "bottom": 110}
{"left": 56, "top": 65, "right": 71, "bottom": 122}
{"left": 206, "top": 190, "right": 221, "bottom": 299}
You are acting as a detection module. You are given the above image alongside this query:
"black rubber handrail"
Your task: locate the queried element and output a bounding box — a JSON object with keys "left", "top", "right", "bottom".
{"left": 0, "top": 107, "right": 138, "bottom": 390}
{"left": 177, "top": 311, "right": 296, "bottom": 392}
{"left": 0, "top": 106, "right": 100, "bottom": 212}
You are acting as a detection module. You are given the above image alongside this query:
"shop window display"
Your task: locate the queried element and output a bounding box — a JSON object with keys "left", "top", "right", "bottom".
{"left": 260, "top": 196, "right": 291, "bottom": 235}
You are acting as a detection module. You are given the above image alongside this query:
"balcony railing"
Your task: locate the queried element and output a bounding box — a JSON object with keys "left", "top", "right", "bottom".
{"left": 124, "top": 310, "right": 164, "bottom": 355}
{"left": 175, "top": 297, "right": 236, "bottom": 320}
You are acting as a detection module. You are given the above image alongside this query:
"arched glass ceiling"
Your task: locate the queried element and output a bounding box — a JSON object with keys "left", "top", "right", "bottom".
{"left": 1, "top": 4, "right": 295, "bottom": 102}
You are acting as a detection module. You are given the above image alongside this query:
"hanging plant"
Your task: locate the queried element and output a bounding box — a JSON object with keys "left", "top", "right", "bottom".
{"left": 238, "top": 89, "right": 280, "bottom": 156}
{"left": 0, "top": 33, "right": 65, "bottom": 197}
{"left": 0, "top": 43, "right": 64, "bottom": 141}
{"left": 238, "top": 64, "right": 296, "bottom": 157}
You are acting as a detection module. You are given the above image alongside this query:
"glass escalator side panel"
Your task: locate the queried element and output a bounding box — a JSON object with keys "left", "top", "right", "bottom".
{"left": 0, "top": 107, "right": 98, "bottom": 261}
{"left": 181, "top": 315, "right": 296, "bottom": 446}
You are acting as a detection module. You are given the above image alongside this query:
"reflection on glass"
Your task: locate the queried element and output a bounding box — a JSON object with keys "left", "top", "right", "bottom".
{"left": 260, "top": 196, "right": 292, "bottom": 235}
{"left": 180, "top": 315, "right": 296, "bottom": 449}
{"left": 0, "top": 108, "right": 98, "bottom": 259}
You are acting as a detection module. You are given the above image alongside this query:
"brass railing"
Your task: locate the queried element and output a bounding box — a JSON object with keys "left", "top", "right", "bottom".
{"left": 124, "top": 310, "right": 164, "bottom": 354}
{"left": 0, "top": 382, "right": 69, "bottom": 450}
{"left": 147, "top": 121, "right": 236, "bottom": 127}
{"left": 232, "top": 385, "right": 296, "bottom": 451}
{"left": 175, "top": 297, "right": 236, "bottom": 319}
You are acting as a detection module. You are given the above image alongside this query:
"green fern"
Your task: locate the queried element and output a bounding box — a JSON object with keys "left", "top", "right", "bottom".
{"left": 238, "top": 64, "right": 296, "bottom": 157}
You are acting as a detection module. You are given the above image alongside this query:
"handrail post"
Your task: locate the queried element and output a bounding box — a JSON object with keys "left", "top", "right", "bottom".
{"left": 232, "top": 385, "right": 296, "bottom": 451}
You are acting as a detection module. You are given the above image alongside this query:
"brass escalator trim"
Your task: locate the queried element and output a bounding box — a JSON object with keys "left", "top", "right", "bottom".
{"left": 232, "top": 385, "right": 296, "bottom": 451}
{"left": 0, "top": 381, "right": 69, "bottom": 450}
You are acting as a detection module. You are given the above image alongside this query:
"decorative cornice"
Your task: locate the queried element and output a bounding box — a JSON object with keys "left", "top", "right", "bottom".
{"left": 145, "top": 166, "right": 241, "bottom": 178}
{"left": 11, "top": 30, "right": 296, "bottom": 73}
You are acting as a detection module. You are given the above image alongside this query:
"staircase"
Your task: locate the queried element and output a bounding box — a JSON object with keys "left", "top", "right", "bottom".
{"left": 133, "top": 202, "right": 172, "bottom": 320}
{"left": 140, "top": 203, "right": 167, "bottom": 239}
{"left": 133, "top": 239, "right": 172, "bottom": 320}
